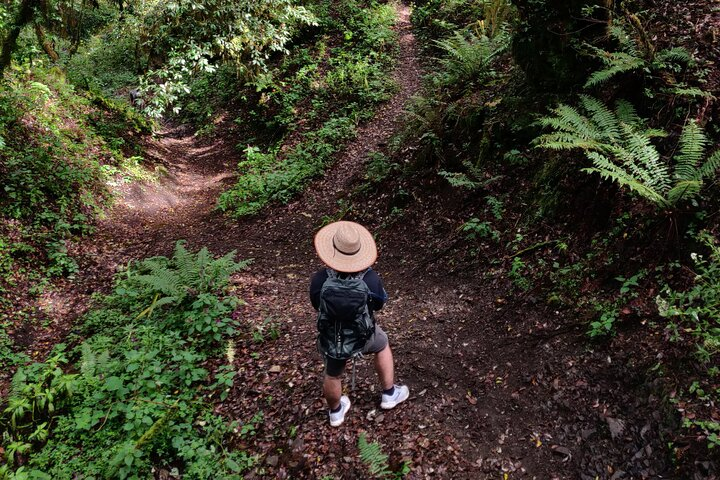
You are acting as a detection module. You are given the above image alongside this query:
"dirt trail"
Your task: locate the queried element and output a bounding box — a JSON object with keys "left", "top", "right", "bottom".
{"left": 20, "top": 4, "right": 679, "bottom": 479}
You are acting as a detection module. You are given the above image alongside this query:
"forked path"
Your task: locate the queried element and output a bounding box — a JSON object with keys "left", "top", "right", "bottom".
{"left": 25, "top": 4, "right": 673, "bottom": 479}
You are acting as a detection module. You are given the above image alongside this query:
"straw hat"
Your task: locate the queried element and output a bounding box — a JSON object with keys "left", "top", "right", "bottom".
{"left": 314, "top": 221, "right": 377, "bottom": 272}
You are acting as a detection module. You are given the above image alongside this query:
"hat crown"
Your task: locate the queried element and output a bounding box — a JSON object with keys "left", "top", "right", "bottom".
{"left": 333, "top": 224, "right": 361, "bottom": 256}
{"left": 314, "top": 221, "right": 377, "bottom": 272}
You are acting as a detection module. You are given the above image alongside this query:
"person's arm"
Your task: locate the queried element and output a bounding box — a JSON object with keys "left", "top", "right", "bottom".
{"left": 309, "top": 269, "right": 328, "bottom": 310}
{"left": 364, "top": 269, "right": 388, "bottom": 311}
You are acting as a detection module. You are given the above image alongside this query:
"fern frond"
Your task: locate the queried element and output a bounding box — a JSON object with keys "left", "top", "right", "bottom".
{"left": 461, "top": 159, "right": 485, "bottom": 180}
{"left": 641, "top": 128, "right": 668, "bottom": 139}
{"left": 666, "top": 86, "right": 714, "bottom": 99}
{"left": 585, "top": 51, "right": 645, "bottom": 88}
{"left": 534, "top": 132, "right": 600, "bottom": 150}
{"left": 667, "top": 180, "right": 702, "bottom": 205}
{"left": 173, "top": 240, "right": 198, "bottom": 287}
{"left": 432, "top": 30, "right": 508, "bottom": 87}
{"left": 697, "top": 150, "right": 720, "bottom": 180}
{"left": 654, "top": 47, "right": 693, "bottom": 65}
{"left": 193, "top": 247, "right": 211, "bottom": 290}
{"left": 535, "top": 96, "right": 718, "bottom": 208}
{"left": 439, "top": 171, "right": 481, "bottom": 189}
{"left": 608, "top": 23, "right": 639, "bottom": 56}
{"left": 674, "top": 120, "right": 708, "bottom": 180}
{"left": 614, "top": 100, "right": 641, "bottom": 126}
{"left": 584, "top": 153, "right": 668, "bottom": 207}
{"left": 134, "top": 267, "right": 183, "bottom": 298}
{"left": 206, "top": 250, "right": 246, "bottom": 290}
{"left": 535, "top": 116, "right": 584, "bottom": 135}
{"left": 80, "top": 344, "right": 97, "bottom": 378}
{"left": 580, "top": 95, "right": 620, "bottom": 142}
{"left": 358, "top": 432, "right": 392, "bottom": 478}
{"left": 548, "top": 104, "right": 601, "bottom": 139}
{"left": 622, "top": 127, "right": 670, "bottom": 192}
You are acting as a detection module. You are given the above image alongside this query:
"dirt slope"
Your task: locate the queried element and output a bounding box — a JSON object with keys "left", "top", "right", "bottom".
{"left": 14, "top": 4, "right": 696, "bottom": 479}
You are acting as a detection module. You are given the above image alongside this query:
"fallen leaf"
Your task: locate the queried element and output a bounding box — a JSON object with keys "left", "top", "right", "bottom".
{"left": 551, "top": 445, "right": 572, "bottom": 462}
{"left": 606, "top": 417, "right": 625, "bottom": 439}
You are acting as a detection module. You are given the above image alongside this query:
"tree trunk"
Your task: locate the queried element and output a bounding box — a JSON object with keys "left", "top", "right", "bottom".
{"left": 69, "top": 0, "right": 86, "bottom": 56}
{"left": 34, "top": 23, "right": 59, "bottom": 62}
{"left": 0, "top": 0, "right": 39, "bottom": 75}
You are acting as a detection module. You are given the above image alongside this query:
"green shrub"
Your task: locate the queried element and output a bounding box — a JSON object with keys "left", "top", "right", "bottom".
{"left": 0, "top": 243, "right": 258, "bottom": 478}
{"left": 588, "top": 270, "right": 646, "bottom": 337}
{"left": 659, "top": 234, "right": 720, "bottom": 362}
{"left": 219, "top": 117, "right": 356, "bottom": 216}
{"left": 395, "top": 21, "right": 510, "bottom": 170}
{"left": 412, "top": 0, "right": 515, "bottom": 42}
{"left": 432, "top": 29, "right": 510, "bottom": 90}
{"left": 461, "top": 218, "right": 499, "bottom": 242}
{"left": 658, "top": 234, "right": 720, "bottom": 451}
{"left": 0, "top": 67, "right": 149, "bottom": 280}
{"left": 65, "top": 34, "right": 139, "bottom": 96}
{"left": 364, "top": 151, "right": 399, "bottom": 184}
{"left": 219, "top": 0, "right": 399, "bottom": 217}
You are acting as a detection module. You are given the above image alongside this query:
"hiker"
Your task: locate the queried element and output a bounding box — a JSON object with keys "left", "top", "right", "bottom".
{"left": 310, "top": 221, "right": 409, "bottom": 427}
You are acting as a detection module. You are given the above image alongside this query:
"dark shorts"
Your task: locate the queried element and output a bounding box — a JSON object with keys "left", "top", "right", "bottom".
{"left": 323, "top": 325, "right": 388, "bottom": 377}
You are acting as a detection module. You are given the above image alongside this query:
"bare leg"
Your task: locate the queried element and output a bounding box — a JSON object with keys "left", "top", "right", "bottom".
{"left": 374, "top": 345, "right": 394, "bottom": 390}
{"left": 324, "top": 375, "right": 342, "bottom": 410}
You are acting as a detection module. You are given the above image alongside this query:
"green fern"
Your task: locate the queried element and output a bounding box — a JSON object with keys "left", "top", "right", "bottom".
{"left": 126, "top": 241, "right": 249, "bottom": 312}
{"left": 584, "top": 20, "right": 693, "bottom": 89}
{"left": 664, "top": 86, "right": 714, "bottom": 99}
{"left": 585, "top": 49, "right": 645, "bottom": 88}
{"left": 432, "top": 29, "right": 509, "bottom": 88}
{"left": 439, "top": 160, "right": 499, "bottom": 189}
{"left": 79, "top": 343, "right": 110, "bottom": 379}
{"left": 655, "top": 47, "right": 693, "bottom": 65}
{"left": 535, "top": 97, "right": 720, "bottom": 209}
{"left": 358, "top": 432, "right": 394, "bottom": 478}
{"left": 674, "top": 120, "right": 708, "bottom": 180}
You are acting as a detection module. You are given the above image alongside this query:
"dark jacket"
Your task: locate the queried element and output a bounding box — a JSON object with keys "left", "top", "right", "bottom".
{"left": 310, "top": 268, "right": 388, "bottom": 312}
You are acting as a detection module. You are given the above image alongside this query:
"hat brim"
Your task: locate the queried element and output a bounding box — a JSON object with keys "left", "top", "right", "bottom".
{"left": 314, "top": 221, "right": 377, "bottom": 272}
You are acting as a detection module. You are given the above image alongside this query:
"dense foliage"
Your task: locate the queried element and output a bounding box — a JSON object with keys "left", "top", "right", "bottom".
{"left": 535, "top": 96, "right": 720, "bottom": 209}
{"left": 0, "top": 67, "right": 149, "bottom": 287}
{"left": 218, "top": 0, "right": 399, "bottom": 216}
{"left": 0, "top": 243, "right": 258, "bottom": 478}
{"left": 2, "top": 0, "right": 720, "bottom": 474}
{"left": 399, "top": 0, "right": 720, "bottom": 461}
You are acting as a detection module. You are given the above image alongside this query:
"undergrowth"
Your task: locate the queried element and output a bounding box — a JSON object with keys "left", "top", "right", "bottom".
{"left": 358, "top": 432, "right": 410, "bottom": 479}
{"left": 0, "top": 242, "right": 258, "bottom": 478}
{"left": 0, "top": 66, "right": 150, "bottom": 286}
{"left": 400, "top": 0, "right": 720, "bottom": 462}
{"left": 218, "top": 0, "right": 399, "bottom": 217}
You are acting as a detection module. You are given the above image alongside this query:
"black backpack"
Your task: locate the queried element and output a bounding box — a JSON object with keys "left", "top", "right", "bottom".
{"left": 316, "top": 269, "right": 375, "bottom": 360}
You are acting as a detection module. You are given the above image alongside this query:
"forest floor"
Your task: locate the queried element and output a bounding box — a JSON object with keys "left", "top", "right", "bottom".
{"left": 9, "top": 5, "right": 705, "bottom": 479}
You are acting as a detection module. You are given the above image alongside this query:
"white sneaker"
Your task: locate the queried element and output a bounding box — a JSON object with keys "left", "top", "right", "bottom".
{"left": 329, "top": 395, "right": 351, "bottom": 427}
{"left": 380, "top": 385, "right": 409, "bottom": 410}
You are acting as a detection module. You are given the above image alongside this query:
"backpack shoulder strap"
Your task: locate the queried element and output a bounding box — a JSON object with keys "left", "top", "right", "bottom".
{"left": 352, "top": 268, "right": 370, "bottom": 280}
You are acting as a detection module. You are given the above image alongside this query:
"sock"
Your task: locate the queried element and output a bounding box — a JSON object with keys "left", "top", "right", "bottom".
{"left": 330, "top": 404, "right": 342, "bottom": 414}
{"left": 383, "top": 386, "right": 395, "bottom": 396}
